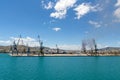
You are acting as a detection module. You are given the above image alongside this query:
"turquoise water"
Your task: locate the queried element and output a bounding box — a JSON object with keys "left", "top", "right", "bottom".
{"left": 0, "top": 53, "right": 120, "bottom": 80}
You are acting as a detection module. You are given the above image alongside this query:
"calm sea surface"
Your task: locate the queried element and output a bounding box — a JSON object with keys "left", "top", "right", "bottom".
{"left": 0, "top": 53, "right": 120, "bottom": 80}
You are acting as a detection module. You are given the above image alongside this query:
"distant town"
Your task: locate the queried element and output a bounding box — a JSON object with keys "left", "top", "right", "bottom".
{"left": 0, "top": 35, "right": 120, "bottom": 56}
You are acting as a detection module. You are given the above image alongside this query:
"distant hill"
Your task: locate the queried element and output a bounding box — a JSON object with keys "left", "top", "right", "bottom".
{"left": 0, "top": 46, "right": 10, "bottom": 53}
{"left": 99, "top": 47, "right": 120, "bottom": 51}
{"left": 0, "top": 45, "right": 51, "bottom": 53}
{"left": 0, "top": 45, "right": 66, "bottom": 53}
{"left": 1, "top": 45, "right": 120, "bottom": 53}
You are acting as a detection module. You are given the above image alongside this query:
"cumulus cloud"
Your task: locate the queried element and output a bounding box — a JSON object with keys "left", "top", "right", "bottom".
{"left": 0, "top": 40, "right": 11, "bottom": 46}
{"left": 74, "top": 3, "right": 99, "bottom": 19}
{"left": 58, "top": 44, "right": 81, "bottom": 50}
{"left": 50, "top": 10, "right": 67, "bottom": 19}
{"left": 52, "top": 27, "right": 61, "bottom": 32}
{"left": 0, "top": 37, "right": 40, "bottom": 47}
{"left": 97, "top": 44, "right": 108, "bottom": 49}
{"left": 115, "top": 0, "right": 120, "bottom": 7}
{"left": 57, "top": 43, "right": 109, "bottom": 50}
{"left": 114, "top": 8, "right": 120, "bottom": 19}
{"left": 50, "top": 0, "right": 77, "bottom": 19}
{"left": 51, "top": 44, "right": 81, "bottom": 50}
{"left": 54, "top": 0, "right": 76, "bottom": 11}
{"left": 10, "top": 37, "right": 40, "bottom": 47}
{"left": 44, "top": 1, "right": 54, "bottom": 10}
{"left": 89, "top": 20, "right": 101, "bottom": 28}
{"left": 52, "top": 43, "right": 109, "bottom": 50}
{"left": 42, "top": 0, "right": 101, "bottom": 19}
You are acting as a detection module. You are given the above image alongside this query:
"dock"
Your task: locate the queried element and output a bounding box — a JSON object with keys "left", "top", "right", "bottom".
{"left": 9, "top": 53, "right": 87, "bottom": 57}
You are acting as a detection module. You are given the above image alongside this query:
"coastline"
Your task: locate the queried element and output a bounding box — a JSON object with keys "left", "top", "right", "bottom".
{"left": 9, "top": 53, "right": 120, "bottom": 57}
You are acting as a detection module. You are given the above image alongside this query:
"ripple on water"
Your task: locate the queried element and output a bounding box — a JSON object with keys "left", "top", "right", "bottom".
{"left": 0, "top": 54, "right": 120, "bottom": 80}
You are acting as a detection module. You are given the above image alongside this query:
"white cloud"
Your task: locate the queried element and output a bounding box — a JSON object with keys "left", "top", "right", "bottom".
{"left": 97, "top": 44, "right": 108, "bottom": 49}
{"left": 114, "top": 0, "right": 120, "bottom": 21}
{"left": 0, "top": 40, "right": 11, "bottom": 46}
{"left": 44, "top": 1, "right": 54, "bottom": 10}
{"left": 0, "top": 37, "right": 40, "bottom": 47}
{"left": 42, "top": 1, "right": 101, "bottom": 19}
{"left": 54, "top": 0, "right": 76, "bottom": 11}
{"left": 53, "top": 27, "right": 61, "bottom": 32}
{"left": 58, "top": 44, "right": 81, "bottom": 50}
{"left": 41, "top": 0, "right": 44, "bottom": 5}
{"left": 10, "top": 37, "right": 40, "bottom": 47}
{"left": 89, "top": 20, "right": 101, "bottom": 28}
{"left": 50, "top": 0, "right": 77, "bottom": 19}
{"left": 50, "top": 10, "right": 67, "bottom": 19}
{"left": 51, "top": 43, "right": 109, "bottom": 50}
{"left": 115, "top": 0, "right": 120, "bottom": 7}
{"left": 51, "top": 44, "right": 81, "bottom": 50}
{"left": 74, "top": 3, "right": 99, "bottom": 19}
{"left": 114, "top": 8, "right": 120, "bottom": 19}
{"left": 51, "top": 43, "right": 113, "bottom": 50}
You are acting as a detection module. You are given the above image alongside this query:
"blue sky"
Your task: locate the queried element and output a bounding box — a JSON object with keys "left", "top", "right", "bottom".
{"left": 0, "top": 0, "right": 120, "bottom": 50}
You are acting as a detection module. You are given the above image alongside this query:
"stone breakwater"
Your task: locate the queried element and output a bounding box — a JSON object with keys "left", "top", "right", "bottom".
{"left": 9, "top": 53, "right": 120, "bottom": 57}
